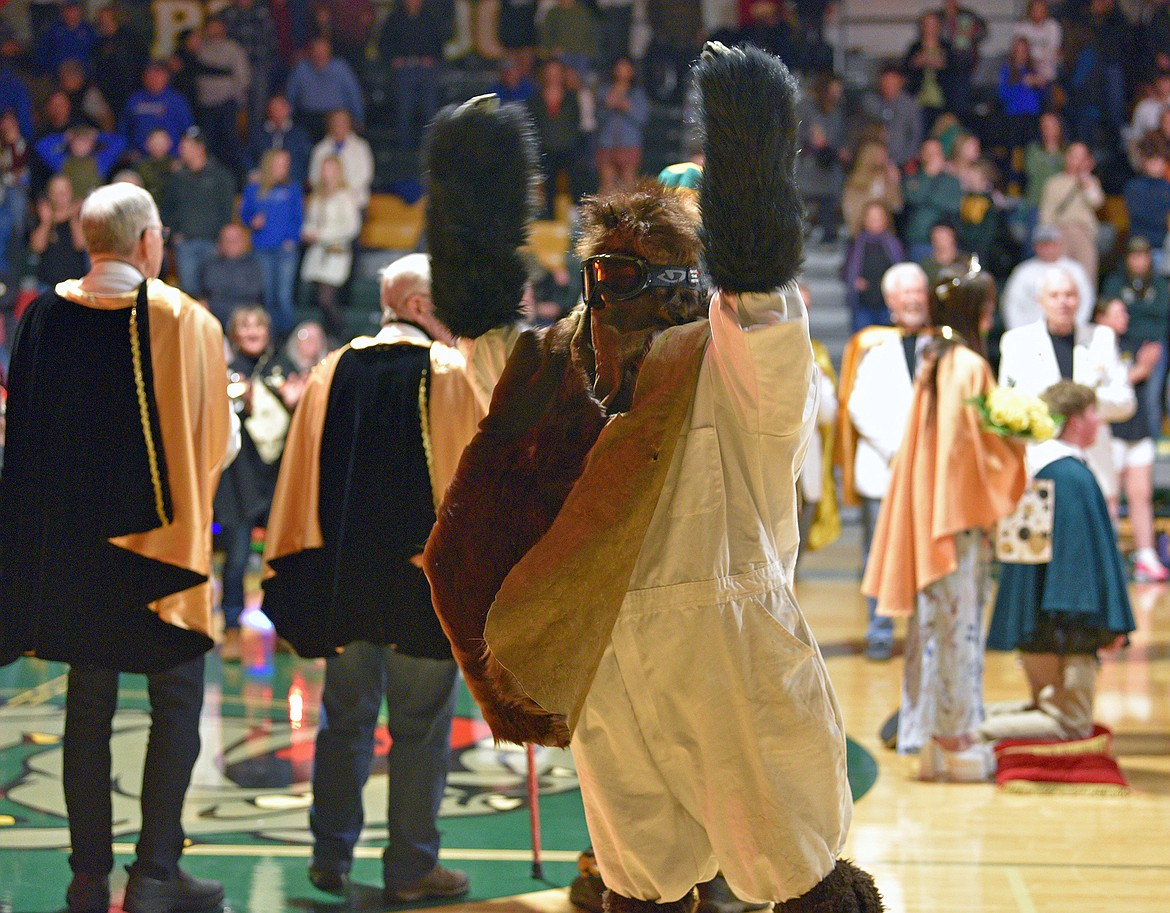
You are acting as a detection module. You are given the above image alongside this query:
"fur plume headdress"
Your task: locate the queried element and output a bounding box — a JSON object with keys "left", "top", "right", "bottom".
{"left": 694, "top": 42, "right": 803, "bottom": 293}
{"left": 424, "top": 95, "right": 540, "bottom": 339}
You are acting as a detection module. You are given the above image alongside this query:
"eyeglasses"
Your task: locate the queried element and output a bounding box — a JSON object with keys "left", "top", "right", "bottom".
{"left": 143, "top": 225, "right": 172, "bottom": 242}
{"left": 581, "top": 254, "right": 703, "bottom": 309}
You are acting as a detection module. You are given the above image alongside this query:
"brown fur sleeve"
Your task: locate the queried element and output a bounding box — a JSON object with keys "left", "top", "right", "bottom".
{"left": 424, "top": 316, "right": 606, "bottom": 747}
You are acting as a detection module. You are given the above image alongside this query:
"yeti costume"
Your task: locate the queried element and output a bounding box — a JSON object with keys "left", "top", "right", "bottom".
{"left": 425, "top": 45, "right": 881, "bottom": 913}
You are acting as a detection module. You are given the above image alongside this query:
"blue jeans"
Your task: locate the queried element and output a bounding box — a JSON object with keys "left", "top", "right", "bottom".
{"left": 254, "top": 244, "right": 299, "bottom": 337}
{"left": 862, "top": 497, "right": 894, "bottom": 648}
{"left": 310, "top": 643, "right": 458, "bottom": 885}
{"left": 174, "top": 237, "right": 218, "bottom": 300}
{"left": 392, "top": 64, "right": 440, "bottom": 153}
{"left": 220, "top": 522, "right": 253, "bottom": 630}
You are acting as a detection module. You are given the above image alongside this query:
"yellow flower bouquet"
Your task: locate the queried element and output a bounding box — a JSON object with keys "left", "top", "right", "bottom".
{"left": 967, "top": 386, "right": 1058, "bottom": 442}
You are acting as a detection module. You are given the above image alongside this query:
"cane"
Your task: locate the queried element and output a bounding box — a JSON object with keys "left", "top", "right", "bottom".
{"left": 527, "top": 741, "right": 544, "bottom": 879}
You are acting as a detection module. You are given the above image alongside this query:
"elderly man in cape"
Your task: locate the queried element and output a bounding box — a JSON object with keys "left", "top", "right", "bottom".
{"left": 0, "top": 182, "right": 234, "bottom": 913}
{"left": 425, "top": 44, "right": 882, "bottom": 913}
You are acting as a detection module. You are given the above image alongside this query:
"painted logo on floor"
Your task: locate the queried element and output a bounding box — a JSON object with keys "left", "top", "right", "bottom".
{"left": 0, "top": 670, "right": 579, "bottom": 849}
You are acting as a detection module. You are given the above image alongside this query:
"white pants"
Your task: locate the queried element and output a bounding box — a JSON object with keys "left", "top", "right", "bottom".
{"left": 571, "top": 579, "right": 850, "bottom": 904}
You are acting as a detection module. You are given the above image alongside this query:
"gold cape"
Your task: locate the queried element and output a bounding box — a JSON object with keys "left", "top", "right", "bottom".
{"left": 807, "top": 338, "right": 841, "bottom": 551}
{"left": 56, "top": 278, "right": 231, "bottom": 640}
{"left": 835, "top": 325, "right": 901, "bottom": 507}
{"left": 862, "top": 345, "right": 1027, "bottom": 617}
{"left": 263, "top": 334, "right": 483, "bottom": 576}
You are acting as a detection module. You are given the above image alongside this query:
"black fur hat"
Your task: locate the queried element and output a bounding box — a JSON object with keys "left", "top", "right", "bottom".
{"left": 694, "top": 43, "right": 803, "bottom": 293}
{"left": 424, "top": 95, "right": 540, "bottom": 339}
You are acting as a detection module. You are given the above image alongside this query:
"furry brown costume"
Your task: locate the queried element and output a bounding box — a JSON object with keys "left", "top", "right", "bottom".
{"left": 424, "top": 180, "right": 704, "bottom": 747}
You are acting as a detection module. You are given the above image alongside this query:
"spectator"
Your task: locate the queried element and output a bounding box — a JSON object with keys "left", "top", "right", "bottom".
{"left": 998, "top": 37, "right": 1044, "bottom": 165}
{"left": 29, "top": 173, "right": 87, "bottom": 291}
{"left": 864, "top": 262, "right": 1027, "bottom": 780}
{"left": 936, "top": 0, "right": 987, "bottom": 116}
{"left": 1085, "top": 0, "right": 1130, "bottom": 151}
{"left": 245, "top": 93, "right": 312, "bottom": 189}
{"left": 1002, "top": 224, "right": 1096, "bottom": 329}
{"left": 843, "top": 202, "right": 904, "bottom": 332}
{"left": 215, "top": 304, "right": 291, "bottom": 662}
{"left": 34, "top": 123, "right": 126, "bottom": 199}
{"left": 120, "top": 61, "right": 195, "bottom": 157}
{"left": 1123, "top": 138, "right": 1170, "bottom": 261}
{"left": 1039, "top": 141, "right": 1105, "bottom": 284}
{"left": 797, "top": 71, "right": 848, "bottom": 244}
{"left": 0, "top": 29, "right": 33, "bottom": 141}
{"left": 200, "top": 222, "right": 266, "bottom": 328}
{"left": 285, "top": 36, "right": 364, "bottom": 142}
{"left": 1102, "top": 236, "right": 1170, "bottom": 439}
{"left": 57, "top": 58, "right": 113, "bottom": 133}
{"left": 35, "top": 0, "right": 96, "bottom": 77}
{"left": 1128, "top": 70, "right": 1170, "bottom": 160}
{"left": 92, "top": 3, "right": 148, "bottom": 120}
{"left": 220, "top": 0, "right": 280, "bottom": 137}
{"left": 843, "top": 261, "right": 931, "bottom": 661}
{"left": 842, "top": 139, "right": 903, "bottom": 238}
{"left": 596, "top": 0, "right": 634, "bottom": 68}
{"left": 377, "top": 0, "right": 444, "bottom": 156}
{"left": 499, "top": 0, "right": 538, "bottom": 54}
{"left": 540, "top": 0, "right": 601, "bottom": 81}
{"left": 982, "top": 380, "right": 1134, "bottom": 743}
{"left": 1092, "top": 293, "right": 1167, "bottom": 581}
{"left": 919, "top": 218, "right": 968, "bottom": 285}
{"left": 860, "top": 63, "right": 922, "bottom": 169}
{"left": 1058, "top": 22, "right": 1103, "bottom": 147}
{"left": 902, "top": 10, "right": 955, "bottom": 133}
{"left": 241, "top": 148, "right": 304, "bottom": 337}
{"left": 999, "top": 265, "right": 1135, "bottom": 500}
{"left": 136, "top": 128, "right": 176, "bottom": 207}
{"left": 308, "top": 109, "right": 374, "bottom": 211}
{"left": 529, "top": 58, "right": 590, "bottom": 219}
{"left": 279, "top": 319, "right": 331, "bottom": 377}
{"left": 1021, "top": 111, "right": 1065, "bottom": 251}
{"left": 645, "top": 0, "right": 703, "bottom": 102}
{"left": 796, "top": 284, "right": 840, "bottom": 560}
{"left": 310, "top": 0, "right": 377, "bottom": 79}
{"left": 38, "top": 89, "right": 81, "bottom": 140}
{"left": 491, "top": 52, "right": 537, "bottom": 105}
{"left": 164, "top": 128, "right": 237, "bottom": 299}
{"left": 300, "top": 154, "right": 360, "bottom": 339}
{"left": 1014, "top": 0, "right": 1061, "bottom": 89}
{"left": 903, "top": 137, "right": 961, "bottom": 262}
{"left": 594, "top": 57, "right": 649, "bottom": 195}
{"left": 955, "top": 158, "right": 1003, "bottom": 273}
{"left": 0, "top": 109, "right": 30, "bottom": 272}
{"left": 193, "top": 16, "right": 250, "bottom": 182}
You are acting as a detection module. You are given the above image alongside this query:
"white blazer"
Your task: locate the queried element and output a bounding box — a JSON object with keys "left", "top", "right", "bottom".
{"left": 998, "top": 320, "right": 1135, "bottom": 496}
{"left": 847, "top": 337, "right": 916, "bottom": 500}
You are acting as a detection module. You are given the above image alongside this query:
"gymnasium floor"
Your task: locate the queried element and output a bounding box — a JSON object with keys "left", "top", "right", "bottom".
{"left": 0, "top": 527, "right": 1167, "bottom": 913}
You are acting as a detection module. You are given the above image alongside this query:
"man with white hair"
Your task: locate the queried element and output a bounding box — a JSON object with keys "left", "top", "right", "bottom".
{"left": 999, "top": 266, "right": 1136, "bottom": 502}
{"left": 1001, "top": 223, "right": 1096, "bottom": 330}
{"left": 261, "top": 253, "right": 514, "bottom": 903}
{"left": 840, "top": 261, "right": 931, "bottom": 660}
{"left": 0, "top": 182, "right": 233, "bottom": 913}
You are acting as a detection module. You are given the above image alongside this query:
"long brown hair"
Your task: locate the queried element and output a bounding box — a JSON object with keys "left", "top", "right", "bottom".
{"left": 922, "top": 258, "right": 995, "bottom": 391}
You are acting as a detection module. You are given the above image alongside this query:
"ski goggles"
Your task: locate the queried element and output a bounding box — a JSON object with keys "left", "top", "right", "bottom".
{"left": 581, "top": 255, "right": 703, "bottom": 308}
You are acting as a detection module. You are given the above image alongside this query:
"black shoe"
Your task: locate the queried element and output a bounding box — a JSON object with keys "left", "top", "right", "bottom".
{"left": 123, "top": 867, "right": 225, "bottom": 913}
{"left": 308, "top": 863, "right": 350, "bottom": 895}
{"left": 66, "top": 871, "right": 110, "bottom": 913}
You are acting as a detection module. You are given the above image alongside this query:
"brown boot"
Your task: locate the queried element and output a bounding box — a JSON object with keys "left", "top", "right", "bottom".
{"left": 774, "top": 860, "right": 883, "bottom": 913}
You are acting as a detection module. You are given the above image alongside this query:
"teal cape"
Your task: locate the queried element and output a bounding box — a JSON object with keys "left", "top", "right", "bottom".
{"left": 988, "top": 455, "right": 1135, "bottom": 653}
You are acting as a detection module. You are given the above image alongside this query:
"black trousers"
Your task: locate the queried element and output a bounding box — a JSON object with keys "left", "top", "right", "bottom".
{"left": 64, "top": 655, "right": 205, "bottom": 878}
